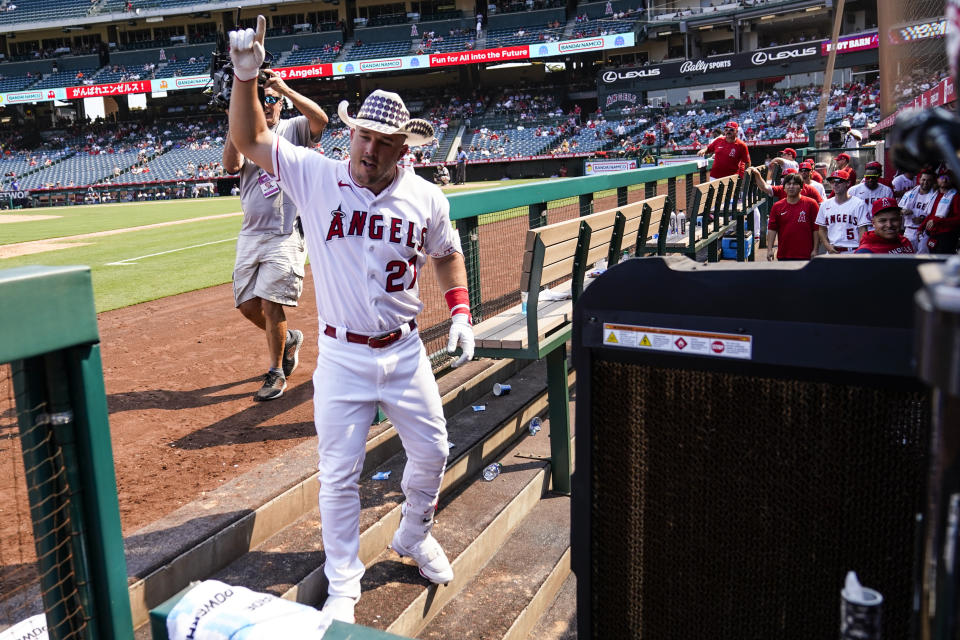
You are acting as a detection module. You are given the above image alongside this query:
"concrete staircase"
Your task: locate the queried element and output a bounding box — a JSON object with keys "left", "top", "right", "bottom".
{"left": 132, "top": 354, "right": 577, "bottom": 639}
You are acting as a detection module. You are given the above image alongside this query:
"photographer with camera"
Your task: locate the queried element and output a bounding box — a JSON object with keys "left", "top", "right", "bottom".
{"left": 222, "top": 67, "right": 328, "bottom": 401}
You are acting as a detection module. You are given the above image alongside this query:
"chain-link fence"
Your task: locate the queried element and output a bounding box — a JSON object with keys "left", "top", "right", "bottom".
{"left": 1, "top": 364, "right": 88, "bottom": 638}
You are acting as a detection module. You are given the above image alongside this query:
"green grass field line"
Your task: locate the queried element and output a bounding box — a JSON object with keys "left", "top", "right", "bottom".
{"left": 0, "top": 198, "right": 243, "bottom": 245}
{"left": 0, "top": 216, "right": 241, "bottom": 311}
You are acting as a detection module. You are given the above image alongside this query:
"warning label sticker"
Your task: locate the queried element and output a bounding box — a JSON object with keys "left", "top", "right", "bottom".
{"left": 602, "top": 323, "right": 752, "bottom": 360}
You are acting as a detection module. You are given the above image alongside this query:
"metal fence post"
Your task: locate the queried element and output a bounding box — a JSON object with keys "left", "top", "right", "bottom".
{"left": 579, "top": 192, "right": 593, "bottom": 217}
{"left": 667, "top": 176, "right": 677, "bottom": 211}
{"left": 616, "top": 186, "right": 628, "bottom": 207}
{"left": 644, "top": 181, "right": 656, "bottom": 199}
{"left": 458, "top": 215, "right": 482, "bottom": 321}
{"left": 528, "top": 202, "right": 547, "bottom": 229}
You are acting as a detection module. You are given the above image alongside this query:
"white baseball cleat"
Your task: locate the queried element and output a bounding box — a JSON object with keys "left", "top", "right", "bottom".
{"left": 319, "top": 595, "right": 357, "bottom": 625}
{"left": 391, "top": 530, "right": 454, "bottom": 585}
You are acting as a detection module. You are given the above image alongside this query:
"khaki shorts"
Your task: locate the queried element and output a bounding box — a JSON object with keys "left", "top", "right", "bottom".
{"left": 233, "top": 231, "right": 306, "bottom": 307}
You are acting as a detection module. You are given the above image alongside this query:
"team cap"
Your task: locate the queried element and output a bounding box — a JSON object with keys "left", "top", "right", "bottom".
{"left": 338, "top": 89, "right": 435, "bottom": 147}
{"left": 781, "top": 148, "right": 797, "bottom": 158}
{"left": 836, "top": 153, "right": 851, "bottom": 162}
{"left": 828, "top": 169, "right": 850, "bottom": 181}
{"left": 782, "top": 168, "right": 799, "bottom": 175}
{"left": 863, "top": 162, "right": 882, "bottom": 176}
{"left": 800, "top": 160, "right": 814, "bottom": 170}
{"left": 724, "top": 121, "right": 739, "bottom": 130}
{"left": 920, "top": 165, "right": 937, "bottom": 176}
{"left": 871, "top": 197, "right": 900, "bottom": 216}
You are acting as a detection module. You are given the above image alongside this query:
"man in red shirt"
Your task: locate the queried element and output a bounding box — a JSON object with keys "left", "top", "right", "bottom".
{"left": 834, "top": 153, "right": 857, "bottom": 186}
{"left": 697, "top": 121, "right": 751, "bottom": 179}
{"left": 766, "top": 172, "right": 820, "bottom": 261}
{"left": 748, "top": 166, "right": 823, "bottom": 204}
{"left": 856, "top": 198, "right": 915, "bottom": 254}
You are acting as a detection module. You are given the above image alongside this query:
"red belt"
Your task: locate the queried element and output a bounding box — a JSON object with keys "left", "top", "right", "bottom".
{"left": 323, "top": 320, "right": 416, "bottom": 348}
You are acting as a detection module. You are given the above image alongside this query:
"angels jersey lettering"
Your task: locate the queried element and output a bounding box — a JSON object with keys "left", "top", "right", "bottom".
{"left": 816, "top": 196, "right": 869, "bottom": 248}
{"left": 272, "top": 135, "right": 462, "bottom": 334}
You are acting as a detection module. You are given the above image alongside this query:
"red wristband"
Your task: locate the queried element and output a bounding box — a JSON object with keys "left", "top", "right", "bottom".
{"left": 444, "top": 286, "right": 471, "bottom": 323}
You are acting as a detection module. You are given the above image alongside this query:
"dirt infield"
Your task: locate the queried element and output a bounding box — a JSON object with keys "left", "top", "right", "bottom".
{"left": 0, "top": 215, "right": 61, "bottom": 224}
{"left": 100, "top": 274, "right": 319, "bottom": 534}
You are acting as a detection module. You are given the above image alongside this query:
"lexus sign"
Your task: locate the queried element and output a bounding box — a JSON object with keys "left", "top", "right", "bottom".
{"left": 750, "top": 46, "right": 817, "bottom": 65}
{"left": 602, "top": 69, "right": 661, "bottom": 82}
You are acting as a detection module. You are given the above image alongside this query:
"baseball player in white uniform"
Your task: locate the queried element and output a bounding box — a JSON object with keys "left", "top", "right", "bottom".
{"left": 899, "top": 166, "right": 937, "bottom": 252}
{"left": 848, "top": 161, "right": 894, "bottom": 223}
{"left": 816, "top": 169, "right": 871, "bottom": 253}
{"left": 228, "top": 17, "right": 475, "bottom": 628}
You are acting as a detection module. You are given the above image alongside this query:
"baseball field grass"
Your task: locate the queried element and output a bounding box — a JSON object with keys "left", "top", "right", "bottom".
{"left": 0, "top": 179, "right": 562, "bottom": 312}
{"left": 0, "top": 176, "right": 652, "bottom": 312}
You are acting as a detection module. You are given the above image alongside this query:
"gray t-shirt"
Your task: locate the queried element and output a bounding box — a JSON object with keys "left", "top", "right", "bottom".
{"left": 238, "top": 116, "right": 316, "bottom": 235}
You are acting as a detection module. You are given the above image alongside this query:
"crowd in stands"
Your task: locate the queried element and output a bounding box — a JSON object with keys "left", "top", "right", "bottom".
{"left": 894, "top": 66, "right": 951, "bottom": 106}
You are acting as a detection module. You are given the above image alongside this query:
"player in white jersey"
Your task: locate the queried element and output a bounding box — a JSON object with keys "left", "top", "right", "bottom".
{"left": 848, "top": 161, "right": 894, "bottom": 222}
{"left": 892, "top": 171, "right": 916, "bottom": 199}
{"left": 816, "top": 169, "right": 871, "bottom": 253}
{"left": 228, "top": 17, "right": 475, "bottom": 628}
{"left": 898, "top": 166, "right": 937, "bottom": 252}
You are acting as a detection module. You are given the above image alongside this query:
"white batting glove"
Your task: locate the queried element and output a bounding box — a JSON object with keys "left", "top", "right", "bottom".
{"left": 447, "top": 314, "right": 474, "bottom": 368}
{"left": 228, "top": 15, "right": 266, "bottom": 82}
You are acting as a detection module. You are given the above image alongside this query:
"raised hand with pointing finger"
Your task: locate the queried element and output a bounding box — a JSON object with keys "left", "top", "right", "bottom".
{"left": 229, "top": 14, "right": 266, "bottom": 82}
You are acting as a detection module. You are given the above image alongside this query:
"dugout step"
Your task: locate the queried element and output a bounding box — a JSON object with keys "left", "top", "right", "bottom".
{"left": 182, "top": 357, "right": 557, "bottom": 608}
{"left": 525, "top": 572, "right": 577, "bottom": 640}
{"left": 417, "top": 494, "right": 571, "bottom": 640}
{"left": 353, "top": 403, "right": 574, "bottom": 638}
{"left": 126, "top": 356, "right": 528, "bottom": 630}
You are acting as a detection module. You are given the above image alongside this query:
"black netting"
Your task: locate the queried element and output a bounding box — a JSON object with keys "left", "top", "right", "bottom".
{"left": 589, "top": 361, "right": 929, "bottom": 639}
{"left": 1, "top": 363, "right": 87, "bottom": 638}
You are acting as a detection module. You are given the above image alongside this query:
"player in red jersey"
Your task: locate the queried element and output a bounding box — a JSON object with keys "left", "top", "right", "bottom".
{"left": 766, "top": 172, "right": 820, "bottom": 261}
{"left": 697, "top": 121, "right": 751, "bottom": 179}
{"left": 748, "top": 166, "right": 824, "bottom": 204}
{"left": 856, "top": 198, "right": 915, "bottom": 254}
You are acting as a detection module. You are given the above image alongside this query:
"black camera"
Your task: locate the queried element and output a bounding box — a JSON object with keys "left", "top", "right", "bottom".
{"left": 207, "top": 30, "right": 274, "bottom": 111}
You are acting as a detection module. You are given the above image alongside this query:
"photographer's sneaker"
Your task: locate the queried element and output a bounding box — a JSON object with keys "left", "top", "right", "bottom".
{"left": 391, "top": 529, "right": 454, "bottom": 585}
{"left": 254, "top": 370, "right": 286, "bottom": 401}
{"left": 282, "top": 329, "right": 304, "bottom": 377}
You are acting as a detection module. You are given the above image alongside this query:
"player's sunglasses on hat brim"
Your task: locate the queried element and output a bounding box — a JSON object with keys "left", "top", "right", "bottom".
{"left": 264, "top": 95, "right": 281, "bottom": 105}
{"left": 800, "top": 168, "right": 811, "bottom": 171}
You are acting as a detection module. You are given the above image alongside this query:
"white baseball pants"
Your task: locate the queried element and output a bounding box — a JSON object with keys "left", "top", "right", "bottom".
{"left": 312, "top": 328, "right": 449, "bottom": 599}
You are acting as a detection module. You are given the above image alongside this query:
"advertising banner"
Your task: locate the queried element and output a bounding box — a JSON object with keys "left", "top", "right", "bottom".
{"left": 821, "top": 32, "right": 879, "bottom": 55}
{"left": 65, "top": 80, "right": 152, "bottom": 99}
{"left": 584, "top": 159, "right": 638, "bottom": 174}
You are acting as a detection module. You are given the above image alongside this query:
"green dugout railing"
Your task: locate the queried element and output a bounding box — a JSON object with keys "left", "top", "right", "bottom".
{"left": 0, "top": 265, "right": 134, "bottom": 639}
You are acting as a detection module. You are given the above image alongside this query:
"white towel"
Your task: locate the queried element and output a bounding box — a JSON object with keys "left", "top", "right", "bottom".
{"left": 0, "top": 614, "right": 47, "bottom": 640}
{"left": 540, "top": 288, "right": 571, "bottom": 301}
{"left": 167, "top": 580, "right": 331, "bottom": 640}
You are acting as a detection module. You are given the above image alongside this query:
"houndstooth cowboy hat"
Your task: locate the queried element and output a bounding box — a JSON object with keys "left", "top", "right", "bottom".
{"left": 338, "top": 90, "right": 435, "bottom": 147}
